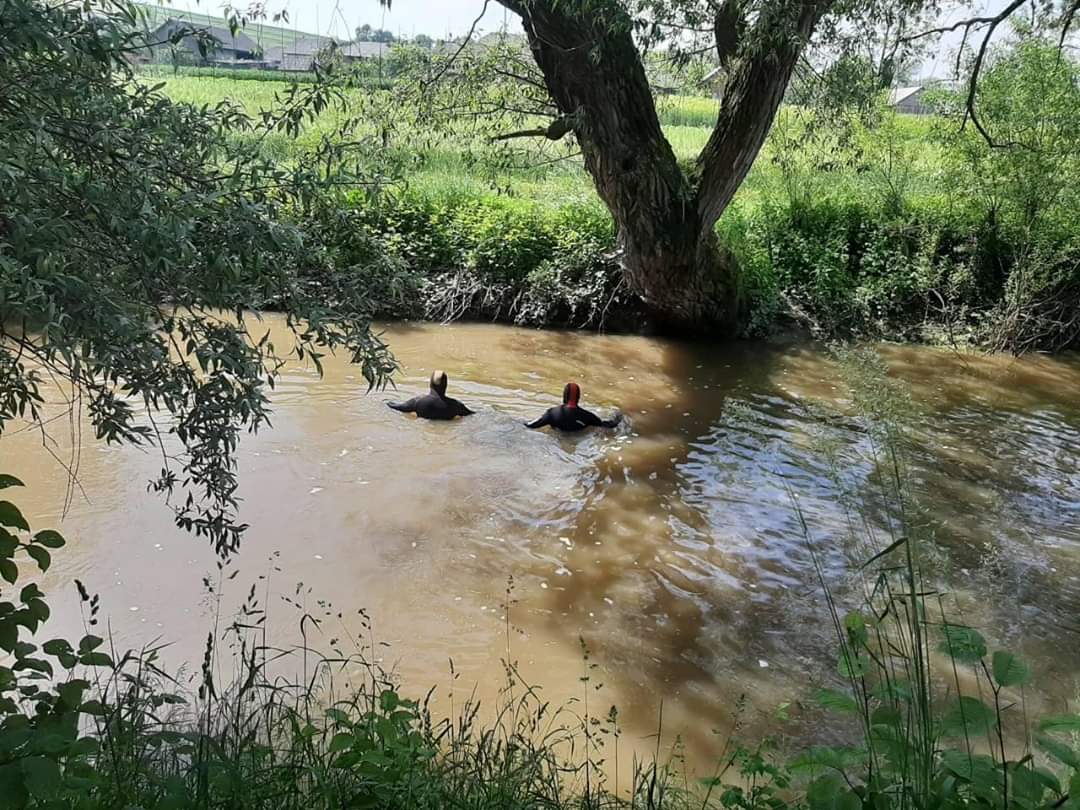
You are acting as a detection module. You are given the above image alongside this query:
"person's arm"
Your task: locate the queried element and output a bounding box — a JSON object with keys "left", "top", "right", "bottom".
{"left": 524, "top": 410, "right": 550, "bottom": 429}
{"left": 387, "top": 397, "right": 417, "bottom": 413}
{"left": 599, "top": 411, "right": 622, "bottom": 429}
{"left": 578, "top": 407, "right": 620, "bottom": 429}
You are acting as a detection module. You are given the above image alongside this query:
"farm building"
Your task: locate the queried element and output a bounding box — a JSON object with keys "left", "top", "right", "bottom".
{"left": 888, "top": 86, "right": 933, "bottom": 115}
{"left": 264, "top": 37, "right": 389, "bottom": 72}
{"left": 140, "top": 18, "right": 261, "bottom": 64}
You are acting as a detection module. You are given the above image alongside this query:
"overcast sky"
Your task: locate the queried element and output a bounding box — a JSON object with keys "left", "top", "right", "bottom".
{"left": 163, "top": 0, "right": 1017, "bottom": 78}
{"left": 162, "top": 0, "right": 507, "bottom": 40}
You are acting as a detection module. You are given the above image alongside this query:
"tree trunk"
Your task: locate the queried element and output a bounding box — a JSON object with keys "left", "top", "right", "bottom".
{"left": 496, "top": 0, "right": 826, "bottom": 333}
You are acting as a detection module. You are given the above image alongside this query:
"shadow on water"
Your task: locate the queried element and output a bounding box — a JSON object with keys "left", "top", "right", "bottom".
{"left": 459, "top": 336, "right": 853, "bottom": 757}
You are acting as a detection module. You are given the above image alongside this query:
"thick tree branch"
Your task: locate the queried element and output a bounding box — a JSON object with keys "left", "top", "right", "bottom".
{"left": 1059, "top": 0, "right": 1080, "bottom": 52}
{"left": 714, "top": 0, "right": 746, "bottom": 66}
{"left": 957, "top": 0, "right": 1029, "bottom": 148}
{"left": 491, "top": 115, "right": 574, "bottom": 141}
{"left": 901, "top": 12, "right": 1012, "bottom": 43}
{"left": 697, "top": 0, "right": 831, "bottom": 226}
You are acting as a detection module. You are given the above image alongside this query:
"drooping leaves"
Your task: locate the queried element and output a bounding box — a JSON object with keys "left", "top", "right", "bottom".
{"left": 1, "top": 0, "right": 399, "bottom": 557}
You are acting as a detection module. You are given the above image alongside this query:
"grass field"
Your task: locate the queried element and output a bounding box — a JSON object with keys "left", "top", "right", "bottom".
{"left": 148, "top": 70, "right": 1076, "bottom": 347}
{"left": 149, "top": 72, "right": 943, "bottom": 209}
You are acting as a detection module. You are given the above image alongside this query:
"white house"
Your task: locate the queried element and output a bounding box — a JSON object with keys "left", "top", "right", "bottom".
{"left": 888, "top": 86, "right": 932, "bottom": 115}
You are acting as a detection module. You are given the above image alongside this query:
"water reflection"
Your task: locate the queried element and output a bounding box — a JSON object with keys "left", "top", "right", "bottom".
{"left": 3, "top": 321, "right": 1079, "bottom": 777}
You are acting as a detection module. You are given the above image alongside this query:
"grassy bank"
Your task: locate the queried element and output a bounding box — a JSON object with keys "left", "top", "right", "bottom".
{"left": 144, "top": 40, "right": 1080, "bottom": 350}
{"left": 2, "top": 353, "right": 1079, "bottom": 808}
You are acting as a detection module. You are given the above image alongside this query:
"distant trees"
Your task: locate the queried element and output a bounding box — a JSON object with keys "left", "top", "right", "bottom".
{"left": 355, "top": 23, "right": 396, "bottom": 43}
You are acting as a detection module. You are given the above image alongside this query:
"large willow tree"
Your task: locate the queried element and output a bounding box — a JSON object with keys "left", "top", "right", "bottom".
{"left": 385, "top": 0, "right": 1080, "bottom": 331}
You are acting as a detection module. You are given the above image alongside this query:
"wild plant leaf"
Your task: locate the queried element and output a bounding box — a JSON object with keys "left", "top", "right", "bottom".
{"left": 837, "top": 650, "right": 870, "bottom": 678}
{"left": 941, "top": 696, "right": 997, "bottom": 737}
{"left": 42, "top": 639, "right": 73, "bottom": 657}
{"left": 815, "top": 688, "right": 858, "bottom": 714}
{"left": 940, "top": 750, "right": 1001, "bottom": 784}
{"left": 0, "top": 559, "right": 16, "bottom": 585}
{"left": 0, "top": 530, "right": 17, "bottom": 557}
{"left": 78, "top": 652, "right": 113, "bottom": 669}
{"left": 25, "top": 545, "right": 50, "bottom": 573}
{"left": 938, "top": 625, "right": 987, "bottom": 663}
{"left": 1010, "top": 763, "right": 1061, "bottom": 804}
{"left": 806, "top": 773, "right": 844, "bottom": 808}
{"left": 78, "top": 635, "right": 104, "bottom": 653}
{"left": 844, "top": 612, "right": 869, "bottom": 645}
{"left": 326, "top": 708, "right": 350, "bottom": 724}
{"left": 860, "top": 536, "right": 907, "bottom": 570}
{"left": 789, "top": 745, "right": 867, "bottom": 774}
{"left": 0, "top": 502, "right": 29, "bottom": 533}
{"left": 806, "top": 774, "right": 861, "bottom": 810}
{"left": 32, "top": 530, "right": 65, "bottom": 549}
{"left": 0, "top": 623, "right": 16, "bottom": 653}
{"left": 871, "top": 706, "right": 903, "bottom": 728}
{"left": 1039, "top": 714, "right": 1080, "bottom": 734}
{"left": 991, "top": 650, "right": 1030, "bottom": 687}
{"left": 0, "top": 762, "right": 28, "bottom": 808}
{"left": 328, "top": 732, "right": 355, "bottom": 753}
{"left": 19, "top": 756, "right": 61, "bottom": 799}
{"left": 1036, "top": 735, "right": 1079, "bottom": 769}
{"left": 871, "top": 679, "right": 913, "bottom": 703}
{"left": 0, "top": 475, "right": 24, "bottom": 490}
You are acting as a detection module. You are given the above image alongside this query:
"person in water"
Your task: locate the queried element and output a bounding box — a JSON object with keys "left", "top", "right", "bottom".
{"left": 387, "top": 370, "right": 475, "bottom": 420}
{"left": 525, "top": 382, "right": 620, "bottom": 432}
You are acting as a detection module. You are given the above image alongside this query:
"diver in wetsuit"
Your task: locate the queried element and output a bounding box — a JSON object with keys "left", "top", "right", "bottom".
{"left": 525, "top": 382, "right": 620, "bottom": 432}
{"left": 387, "top": 370, "right": 475, "bottom": 420}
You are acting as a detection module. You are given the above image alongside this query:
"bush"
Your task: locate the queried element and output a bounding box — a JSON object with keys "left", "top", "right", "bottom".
{"left": 335, "top": 190, "right": 642, "bottom": 328}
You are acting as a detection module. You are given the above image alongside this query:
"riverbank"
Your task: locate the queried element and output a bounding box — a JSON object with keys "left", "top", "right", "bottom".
{"left": 153, "top": 44, "right": 1080, "bottom": 352}
{"left": 303, "top": 184, "right": 1080, "bottom": 351}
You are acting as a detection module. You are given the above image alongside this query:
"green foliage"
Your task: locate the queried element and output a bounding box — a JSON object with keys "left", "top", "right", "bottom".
{"left": 791, "top": 350, "right": 1080, "bottom": 810}
{"left": 337, "top": 191, "right": 640, "bottom": 329}
{"left": 935, "top": 38, "right": 1080, "bottom": 352}
{"left": 132, "top": 26, "right": 1080, "bottom": 350}
{"left": 0, "top": 0, "right": 397, "bottom": 555}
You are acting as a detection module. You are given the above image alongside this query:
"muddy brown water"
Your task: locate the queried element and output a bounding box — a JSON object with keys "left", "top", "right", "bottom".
{"left": 4, "top": 319, "right": 1079, "bottom": 779}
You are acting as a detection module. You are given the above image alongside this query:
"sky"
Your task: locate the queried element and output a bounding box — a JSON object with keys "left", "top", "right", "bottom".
{"left": 161, "top": 0, "right": 1017, "bottom": 79}
{"left": 164, "top": 0, "right": 509, "bottom": 41}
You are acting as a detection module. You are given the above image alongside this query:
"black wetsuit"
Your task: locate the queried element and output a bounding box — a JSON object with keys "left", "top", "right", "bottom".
{"left": 525, "top": 404, "right": 619, "bottom": 432}
{"left": 388, "top": 391, "right": 474, "bottom": 420}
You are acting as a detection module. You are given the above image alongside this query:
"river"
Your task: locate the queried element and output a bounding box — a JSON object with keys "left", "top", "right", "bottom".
{"left": 5, "top": 319, "right": 1080, "bottom": 778}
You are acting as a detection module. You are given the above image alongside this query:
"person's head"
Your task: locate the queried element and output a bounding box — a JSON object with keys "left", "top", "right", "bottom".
{"left": 562, "top": 381, "right": 581, "bottom": 407}
{"left": 430, "top": 369, "right": 448, "bottom": 396}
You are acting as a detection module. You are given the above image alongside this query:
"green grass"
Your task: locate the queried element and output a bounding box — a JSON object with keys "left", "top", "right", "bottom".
{"left": 145, "top": 69, "right": 1080, "bottom": 351}
{"left": 146, "top": 73, "right": 943, "bottom": 199}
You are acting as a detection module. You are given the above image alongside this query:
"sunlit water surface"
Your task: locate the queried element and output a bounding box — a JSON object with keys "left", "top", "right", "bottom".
{"left": 5, "top": 320, "right": 1079, "bottom": 778}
